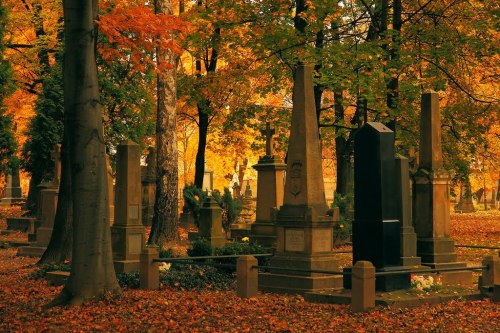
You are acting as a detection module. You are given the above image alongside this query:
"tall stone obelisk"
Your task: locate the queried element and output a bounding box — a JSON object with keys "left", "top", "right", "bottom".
{"left": 259, "top": 65, "right": 341, "bottom": 294}
{"left": 413, "top": 91, "right": 471, "bottom": 285}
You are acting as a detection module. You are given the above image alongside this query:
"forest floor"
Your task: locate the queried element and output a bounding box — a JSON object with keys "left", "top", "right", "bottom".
{"left": 0, "top": 207, "right": 498, "bottom": 332}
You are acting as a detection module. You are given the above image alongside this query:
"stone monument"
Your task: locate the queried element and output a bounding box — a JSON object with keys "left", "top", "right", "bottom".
{"left": 111, "top": 140, "right": 145, "bottom": 273}
{"left": 395, "top": 155, "right": 421, "bottom": 267}
{"left": 259, "top": 65, "right": 341, "bottom": 294}
{"left": 413, "top": 91, "right": 472, "bottom": 285}
{"left": 250, "top": 122, "right": 286, "bottom": 247}
{"left": 0, "top": 165, "right": 24, "bottom": 206}
{"left": 196, "top": 196, "right": 226, "bottom": 249}
{"left": 455, "top": 180, "right": 475, "bottom": 213}
{"left": 231, "top": 180, "right": 255, "bottom": 239}
{"left": 344, "top": 123, "right": 410, "bottom": 291}
{"left": 141, "top": 147, "right": 156, "bottom": 226}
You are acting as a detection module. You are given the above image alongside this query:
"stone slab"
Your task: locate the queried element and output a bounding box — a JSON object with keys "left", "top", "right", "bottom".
{"left": 46, "top": 271, "right": 70, "bottom": 286}
{"left": 17, "top": 246, "right": 46, "bottom": 257}
{"left": 6, "top": 217, "right": 37, "bottom": 233}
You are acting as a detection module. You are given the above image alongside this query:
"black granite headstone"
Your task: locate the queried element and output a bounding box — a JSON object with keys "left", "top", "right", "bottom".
{"left": 345, "top": 122, "right": 410, "bottom": 291}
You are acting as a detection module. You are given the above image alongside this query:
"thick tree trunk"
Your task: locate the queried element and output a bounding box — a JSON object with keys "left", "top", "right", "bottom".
{"left": 38, "top": 127, "right": 72, "bottom": 264}
{"left": 386, "top": 0, "right": 401, "bottom": 132}
{"left": 49, "top": 0, "right": 120, "bottom": 307}
{"left": 148, "top": 0, "right": 179, "bottom": 246}
{"left": 334, "top": 89, "right": 349, "bottom": 196}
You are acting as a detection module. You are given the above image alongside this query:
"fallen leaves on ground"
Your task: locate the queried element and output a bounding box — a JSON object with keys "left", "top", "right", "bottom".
{"left": 0, "top": 208, "right": 498, "bottom": 332}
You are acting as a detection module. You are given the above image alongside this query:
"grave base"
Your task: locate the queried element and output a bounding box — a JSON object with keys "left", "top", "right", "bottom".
{"left": 423, "top": 262, "right": 473, "bottom": 286}
{"left": 259, "top": 272, "right": 343, "bottom": 295}
{"left": 0, "top": 197, "right": 24, "bottom": 206}
{"left": 17, "top": 245, "right": 46, "bottom": 257}
{"left": 250, "top": 221, "right": 276, "bottom": 248}
{"left": 417, "top": 237, "right": 458, "bottom": 264}
{"left": 46, "top": 271, "right": 70, "bottom": 286}
{"left": 343, "top": 266, "right": 411, "bottom": 291}
{"left": 35, "top": 226, "right": 54, "bottom": 247}
{"left": 6, "top": 217, "right": 37, "bottom": 233}
{"left": 114, "top": 259, "right": 141, "bottom": 273}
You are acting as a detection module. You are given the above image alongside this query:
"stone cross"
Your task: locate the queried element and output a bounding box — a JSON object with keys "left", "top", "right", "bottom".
{"left": 261, "top": 122, "right": 275, "bottom": 157}
{"left": 51, "top": 144, "right": 62, "bottom": 187}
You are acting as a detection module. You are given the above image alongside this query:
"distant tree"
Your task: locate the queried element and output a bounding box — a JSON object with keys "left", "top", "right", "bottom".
{"left": 0, "top": 2, "right": 16, "bottom": 175}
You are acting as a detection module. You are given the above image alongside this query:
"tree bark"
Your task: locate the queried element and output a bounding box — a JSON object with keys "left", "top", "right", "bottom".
{"left": 194, "top": 105, "right": 209, "bottom": 188}
{"left": 386, "top": 0, "right": 401, "bottom": 132}
{"left": 49, "top": 0, "right": 120, "bottom": 307}
{"left": 148, "top": 0, "right": 179, "bottom": 246}
{"left": 38, "top": 127, "right": 72, "bottom": 264}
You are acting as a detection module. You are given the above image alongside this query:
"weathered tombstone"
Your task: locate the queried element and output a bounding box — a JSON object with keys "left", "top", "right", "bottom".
{"left": 0, "top": 165, "right": 24, "bottom": 206}
{"left": 344, "top": 122, "right": 410, "bottom": 291}
{"left": 141, "top": 147, "right": 156, "bottom": 226}
{"left": 231, "top": 180, "right": 255, "bottom": 239}
{"left": 413, "top": 91, "right": 471, "bottom": 285}
{"left": 455, "top": 180, "right": 475, "bottom": 213}
{"left": 250, "top": 122, "right": 286, "bottom": 247}
{"left": 111, "top": 140, "right": 145, "bottom": 273}
{"left": 106, "top": 154, "right": 115, "bottom": 226}
{"left": 196, "top": 196, "right": 226, "bottom": 248}
{"left": 395, "top": 155, "right": 421, "bottom": 267}
{"left": 202, "top": 162, "right": 213, "bottom": 193}
{"left": 17, "top": 187, "right": 58, "bottom": 256}
{"left": 259, "top": 65, "right": 341, "bottom": 294}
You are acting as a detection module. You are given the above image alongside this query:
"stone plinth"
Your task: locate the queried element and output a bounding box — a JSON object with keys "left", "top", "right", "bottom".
{"left": 111, "top": 140, "right": 145, "bottom": 273}
{"left": 250, "top": 155, "right": 286, "bottom": 247}
{"left": 7, "top": 217, "right": 37, "bottom": 234}
{"left": 395, "top": 155, "right": 421, "bottom": 267}
{"left": 0, "top": 168, "right": 24, "bottom": 206}
{"left": 179, "top": 208, "right": 196, "bottom": 229}
{"left": 258, "top": 65, "right": 341, "bottom": 294}
{"left": 344, "top": 123, "right": 410, "bottom": 292}
{"left": 194, "top": 196, "right": 226, "bottom": 249}
{"left": 18, "top": 188, "right": 58, "bottom": 257}
{"left": 413, "top": 91, "right": 471, "bottom": 285}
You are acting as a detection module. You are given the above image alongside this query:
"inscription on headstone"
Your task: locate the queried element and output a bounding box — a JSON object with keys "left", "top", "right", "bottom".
{"left": 285, "top": 229, "right": 305, "bottom": 252}
{"left": 312, "top": 229, "right": 332, "bottom": 252}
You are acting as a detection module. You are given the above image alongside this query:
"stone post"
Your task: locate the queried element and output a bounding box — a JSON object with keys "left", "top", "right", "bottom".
{"left": 351, "top": 261, "right": 376, "bottom": 312}
{"left": 250, "top": 122, "right": 286, "bottom": 247}
{"left": 111, "top": 140, "right": 145, "bottom": 273}
{"left": 413, "top": 91, "right": 471, "bottom": 285}
{"left": 237, "top": 255, "right": 258, "bottom": 298}
{"left": 395, "top": 155, "right": 421, "bottom": 267}
{"left": 197, "top": 196, "right": 226, "bottom": 249}
{"left": 140, "top": 246, "right": 160, "bottom": 290}
{"left": 259, "top": 65, "right": 341, "bottom": 294}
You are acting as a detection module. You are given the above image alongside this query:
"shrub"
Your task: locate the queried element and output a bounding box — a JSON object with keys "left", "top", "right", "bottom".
{"left": 182, "top": 184, "right": 208, "bottom": 227}
{"left": 212, "top": 188, "right": 242, "bottom": 233}
{"left": 30, "top": 263, "right": 70, "bottom": 280}
{"left": 213, "top": 241, "right": 270, "bottom": 273}
{"left": 116, "top": 272, "right": 140, "bottom": 289}
{"left": 160, "top": 265, "right": 232, "bottom": 291}
{"left": 159, "top": 247, "right": 175, "bottom": 258}
{"left": 187, "top": 239, "right": 213, "bottom": 258}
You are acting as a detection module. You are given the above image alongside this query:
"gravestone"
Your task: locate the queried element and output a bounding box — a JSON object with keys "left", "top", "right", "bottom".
{"left": 17, "top": 187, "right": 58, "bottom": 256}
{"left": 0, "top": 165, "right": 24, "bottom": 206}
{"left": 196, "top": 196, "right": 226, "bottom": 248}
{"left": 259, "top": 65, "right": 341, "bottom": 294}
{"left": 202, "top": 162, "right": 213, "bottom": 193}
{"left": 250, "top": 122, "right": 286, "bottom": 247}
{"left": 111, "top": 140, "right": 145, "bottom": 273}
{"left": 231, "top": 180, "right": 255, "bottom": 239}
{"left": 455, "top": 181, "right": 475, "bottom": 213}
{"left": 395, "top": 155, "right": 421, "bottom": 267}
{"left": 413, "top": 91, "right": 471, "bottom": 285}
{"left": 344, "top": 123, "right": 410, "bottom": 291}
{"left": 106, "top": 154, "right": 115, "bottom": 225}
{"left": 141, "top": 147, "right": 156, "bottom": 226}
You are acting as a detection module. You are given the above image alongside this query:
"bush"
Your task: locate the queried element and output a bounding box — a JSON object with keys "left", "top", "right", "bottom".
{"left": 212, "top": 188, "right": 242, "bottom": 233}
{"left": 116, "top": 271, "right": 140, "bottom": 289}
{"left": 187, "top": 239, "right": 213, "bottom": 258}
{"left": 159, "top": 247, "right": 176, "bottom": 258}
{"left": 160, "top": 265, "right": 232, "bottom": 291}
{"left": 213, "top": 241, "right": 270, "bottom": 273}
{"left": 182, "top": 184, "right": 208, "bottom": 227}
{"left": 30, "top": 263, "right": 71, "bottom": 280}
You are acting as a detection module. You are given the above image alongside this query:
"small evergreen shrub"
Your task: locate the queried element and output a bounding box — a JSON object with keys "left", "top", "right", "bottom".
{"left": 187, "top": 239, "right": 213, "bottom": 258}
{"left": 116, "top": 271, "right": 140, "bottom": 289}
{"left": 159, "top": 247, "right": 175, "bottom": 258}
{"left": 182, "top": 184, "right": 208, "bottom": 227}
{"left": 30, "top": 263, "right": 71, "bottom": 280}
{"left": 160, "top": 265, "right": 232, "bottom": 291}
{"left": 212, "top": 188, "right": 242, "bottom": 233}
{"left": 213, "top": 241, "right": 270, "bottom": 273}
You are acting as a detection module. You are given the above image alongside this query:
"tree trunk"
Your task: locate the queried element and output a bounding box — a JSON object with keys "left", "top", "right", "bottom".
{"left": 386, "top": 0, "right": 401, "bottom": 132}
{"left": 334, "top": 89, "right": 349, "bottom": 196}
{"left": 49, "top": 0, "right": 120, "bottom": 307}
{"left": 194, "top": 105, "right": 209, "bottom": 188}
{"left": 23, "top": 171, "right": 42, "bottom": 216}
{"left": 148, "top": 0, "right": 179, "bottom": 246}
{"left": 38, "top": 127, "right": 72, "bottom": 264}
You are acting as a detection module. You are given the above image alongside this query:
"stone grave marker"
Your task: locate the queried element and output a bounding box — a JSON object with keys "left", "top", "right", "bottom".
{"left": 413, "top": 91, "right": 472, "bottom": 285}
{"left": 455, "top": 181, "right": 475, "bottom": 213}
{"left": 344, "top": 122, "right": 410, "bottom": 291}
{"left": 111, "top": 140, "right": 145, "bottom": 273}
{"left": 250, "top": 122, "right": 286, "bottom": 247}
{"left": 231, "top": 180, "right": 256, "bottom": 239}
{"left": 196, "top": 196, "right": 226, "bottom": 248}
{"left": 0, "top": 165, "right": 23, "bottom": 206}
{"left": 259, "top": 65, "right": 341, "bottom": 294}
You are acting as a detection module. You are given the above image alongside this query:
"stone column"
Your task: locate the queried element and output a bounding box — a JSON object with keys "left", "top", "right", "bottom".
{"left": 250, "top": 122, "right": 286, "bottom": 247}
{"left": 111, "top": 140, "right": 145, "bottom": 273}
{"left": 259, "top": 65, "right": 341, "bottom": 294}
{"left": 413, "top": 91, "right": 471, "bottom": 285}
{"left": 395, "top": 155, "right": 421, "bottom": 267}
{"left": 346, "top": 122, "right": 410, "bottom": 291}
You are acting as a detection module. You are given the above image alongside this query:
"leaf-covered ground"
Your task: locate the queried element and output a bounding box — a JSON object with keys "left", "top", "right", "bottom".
{"left": 0, "top": 207, "right": 499, "bottom": 332}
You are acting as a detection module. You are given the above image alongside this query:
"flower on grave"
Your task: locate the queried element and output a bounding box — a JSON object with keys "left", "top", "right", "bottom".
{"left": 410, "top": 274, "right": 442, "bottom": 292}
{"left": 241, "top": 237, "right": 250, "bottom": 243}
{"left": 159, "top": 263, "right": 171, "bottom": 272}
